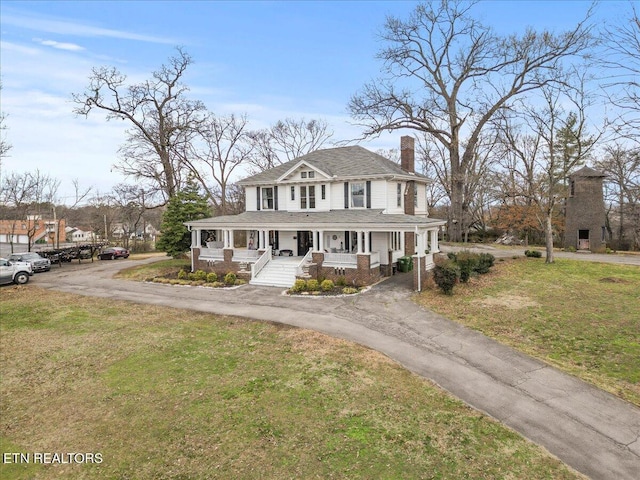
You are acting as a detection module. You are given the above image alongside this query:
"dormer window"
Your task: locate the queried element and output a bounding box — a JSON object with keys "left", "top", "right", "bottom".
{"left": 301, "top": 170, "right": 315, "bottom": 179}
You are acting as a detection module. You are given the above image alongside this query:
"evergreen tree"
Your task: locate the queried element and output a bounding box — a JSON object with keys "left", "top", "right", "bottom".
{"left": 156, "top": 180, "right": 210, "bottom": 258}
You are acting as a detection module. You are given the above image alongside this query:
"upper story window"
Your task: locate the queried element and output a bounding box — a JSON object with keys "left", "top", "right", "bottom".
{"left": 291, "top": 186, "right": 295, "bottom": 201}
{"left": 300, "top": 170, "right": 315, "bottom": 179}
{"left": 321, "top": 184, "right": 326, "bottom": 200}
{"left": 300, "top": 185, "right": 316, "bottom": 209}
{"left": 262, "top": 187, "right": 274, "bottom": 210}
{"left": 351, "top": 182, "right": 365, "bottom": 208}
{"left": 397, "top": 183, "right": 402, "bottom": 207}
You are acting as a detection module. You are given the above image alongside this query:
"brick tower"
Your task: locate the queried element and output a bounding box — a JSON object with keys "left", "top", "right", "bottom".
{"left": 564, "top": 166, "right": 607, "bottom": 252}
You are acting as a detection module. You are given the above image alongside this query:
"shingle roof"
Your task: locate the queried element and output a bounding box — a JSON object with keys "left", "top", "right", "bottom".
{"left": 238, "top": 145, "right": 425, "bottom": 185}
{"left": 570, "top": 166, "right": 606, "bottom": 178}
{"left": 186, "top": 209, "right": 445, "bottom": 231}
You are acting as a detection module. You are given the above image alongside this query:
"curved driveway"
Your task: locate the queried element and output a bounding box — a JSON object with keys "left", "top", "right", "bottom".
{"left": 35, "top": 256, "right": 640, "bottom": 480}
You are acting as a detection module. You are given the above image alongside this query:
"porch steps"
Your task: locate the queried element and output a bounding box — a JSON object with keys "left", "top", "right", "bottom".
{"left": 250, "top": 261, "right": 298, "bottom": 288}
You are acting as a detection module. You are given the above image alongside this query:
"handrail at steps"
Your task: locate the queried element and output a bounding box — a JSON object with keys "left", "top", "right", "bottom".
{"left": 296, "top": 249, "right": 313, "bottom": 276}
{"left": 251, "top": 246, "right": 272, "bottom": 279}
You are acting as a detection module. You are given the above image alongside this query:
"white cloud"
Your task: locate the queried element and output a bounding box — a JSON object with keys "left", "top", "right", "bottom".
{"left": 36, "top": 38, "right": 85, "bottom": 51}
{"left": 2, "top": 11, "right": 177, "bottom": 44}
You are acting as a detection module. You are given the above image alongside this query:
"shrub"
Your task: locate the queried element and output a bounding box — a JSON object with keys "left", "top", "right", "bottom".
{"left": 475, "top": 253, "right": 495, "bottom": 274}
{"left": 342, "top": 287, "right": 358, "bottom": 295}
{"left": 524, "top": 250, "right": 542, "bottom": 258}
{"left": 433, "top": 260, "right": 460, "bottom": 295}
{"left": 335, "top": 276, "right": 347, "bottom": 287}
{"left": 206, "top": 272, "right": 218, "bottom": 283}
{"left": 235, "top": 279, "right": 246, "bottom": 285}
{"left": 320, "top": 279, "right": 335, "bottom": 291}
{"left": 447, "top": 252, "right": 457, "bottom": 261}
{"left": 455, "top": 250, "right": 478, "bottom": 283}
{"left": 188, "top": 272, "right": 197, "bottom": 281}
{"left": 224, "top": 272, "right": 237, "bottom": 285}
{"left": 306, "top": 279, "right": 320, "bottom": 291}
{"left": 177, "top": 269, "right": 188, "bottom": 280}
{"left": 290, "top": 279, "right": 307, "bottom": 293}
{"left": 194, "top": 270, "right": 207, "bottom": 281}
{"left": 564, "top": 246, "right": 577, "bottom": 253}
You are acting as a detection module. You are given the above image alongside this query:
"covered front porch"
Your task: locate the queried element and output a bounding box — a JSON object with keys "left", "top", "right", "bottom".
{"left": 185, "top": 210, "right": 445, "bottom": 289}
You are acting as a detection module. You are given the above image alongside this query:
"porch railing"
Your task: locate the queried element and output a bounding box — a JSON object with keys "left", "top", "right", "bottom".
{"left": 323, "top": 252, "right": 357, "bottom": 266}
{"left": 199, "top": 247, "right": 224, "bottom": 259}
{"left": 233, "top": 249, "right": 261, "bottom": 262}
{"left": 296, "top": 249, "right": 313, "bottom": 277}
{"left": 251, "top": 246, "right": 272, "bottom": 278}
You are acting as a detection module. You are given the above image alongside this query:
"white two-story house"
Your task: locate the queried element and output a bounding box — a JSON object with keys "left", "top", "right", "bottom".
{"left": 185, "top": 136, "right": 445, "bottom": 290}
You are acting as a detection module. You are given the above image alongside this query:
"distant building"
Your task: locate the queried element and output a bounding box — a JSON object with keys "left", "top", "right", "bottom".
{"left": 0, "top": 216, "right": 66, "bottom": 247}
{"left": 564, "top": 166, "right": 607, "bottom": 252}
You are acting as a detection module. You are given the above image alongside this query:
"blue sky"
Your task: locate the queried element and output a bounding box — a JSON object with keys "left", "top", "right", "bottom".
{"left": 0, "top": 0, "right": 625, "bottom": 203}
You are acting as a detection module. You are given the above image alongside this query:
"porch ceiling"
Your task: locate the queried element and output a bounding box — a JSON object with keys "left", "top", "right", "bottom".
{"left": 186, "top": 209, "right": 446, "bottom": 232}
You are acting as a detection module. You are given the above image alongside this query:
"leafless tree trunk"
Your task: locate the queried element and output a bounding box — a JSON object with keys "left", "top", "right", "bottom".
{"left": 72, "top": 47, "right": 207, "bottom": 203}
{"left": 181, "top": 114, "right": 253, "bottom": 214}
{"left": 348, "top": 0, "right": 594, "bottom": 242}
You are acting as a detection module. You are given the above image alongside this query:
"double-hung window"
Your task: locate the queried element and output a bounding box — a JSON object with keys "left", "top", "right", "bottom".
{"left": 351, "top": 182, "right": 365, "bottom": 208}
{"left": 397, "top": 183, "right": 402, "bottom": 207}
{"left": 262, "top": 187, "right": 274, "bottom": 210}
{"left": 300, "top": 185, "right": 316, "bottom": 209}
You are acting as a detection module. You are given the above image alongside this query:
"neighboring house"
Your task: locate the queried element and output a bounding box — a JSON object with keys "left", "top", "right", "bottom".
{"left": 0, "top": 216, "right": 66, "bottom": 247}
{"left": 66, "top": 226, "right": 98, "bottom": 243}
{"left": 186, "top": 136, "right": 446, "bottom": 290}
{"left": 564, "top": 166, "right": 607, "bottom": 252}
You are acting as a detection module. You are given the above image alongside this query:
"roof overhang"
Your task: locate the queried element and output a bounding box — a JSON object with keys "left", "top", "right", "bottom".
{"left": 185, "top": 210, "right": 446, "bottom": 233}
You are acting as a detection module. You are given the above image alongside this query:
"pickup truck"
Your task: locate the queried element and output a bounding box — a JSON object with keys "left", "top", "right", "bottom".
{"left": 0, "top": 258, "right": 33, "bottom": 285}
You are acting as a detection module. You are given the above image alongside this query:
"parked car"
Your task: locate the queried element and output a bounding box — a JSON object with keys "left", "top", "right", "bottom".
{"left": 8, "top": 252, "right": 51, "bottom": 272}
{"left": 98, "top": 247, "right": 130, "bottom": 260}
{"left": 0, "top": 258, "right": 33, "bottom": 285}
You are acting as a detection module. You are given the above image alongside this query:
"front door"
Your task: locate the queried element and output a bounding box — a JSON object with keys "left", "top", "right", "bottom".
{"left": 297, "top": 231, "right": 311, "bottom": 256}
{"left": 578, "top": 229, "right": 590, "bottom": 250}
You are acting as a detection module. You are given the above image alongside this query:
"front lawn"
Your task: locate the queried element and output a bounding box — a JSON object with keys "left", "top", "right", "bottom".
{"left": 0, "top": 287, "right": 581, "bottom": 479}
{"left": 416, "top": 257, "right": 640, "bottom": 406}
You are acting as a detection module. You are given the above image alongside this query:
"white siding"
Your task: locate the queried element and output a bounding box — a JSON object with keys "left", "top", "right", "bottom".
{"left": 245, "top": 187, "right": 257, "bottom": 212}
{"left": 415, "top": 183, "right": 428, "bottom": 215}
{"left": 370, "top": 179, "right": 388, "bottom": 209}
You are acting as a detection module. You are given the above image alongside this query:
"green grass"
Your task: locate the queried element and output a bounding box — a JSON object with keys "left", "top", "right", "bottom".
{"left": 115, "top": 258, "right": 191, "bottom": 281}
{"left": 0, "top": 288, "right": 582, "bottom": 479}
{"left": 417, "top": 258, "right": 640, "bottom": 405}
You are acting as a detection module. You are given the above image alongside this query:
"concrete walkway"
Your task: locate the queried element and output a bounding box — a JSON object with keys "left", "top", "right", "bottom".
{"left": 34, "top": 257, "right": 640, "bottom": 480}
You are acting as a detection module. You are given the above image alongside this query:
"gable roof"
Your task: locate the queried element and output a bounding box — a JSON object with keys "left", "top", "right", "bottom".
{"left": 238, "top": 145, "right": 426, "bottom": 185}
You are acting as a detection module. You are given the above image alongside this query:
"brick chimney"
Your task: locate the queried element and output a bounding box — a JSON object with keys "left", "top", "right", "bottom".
{"left": 401, "top": 136, "right": 416, "bottom": 254}
{"left": 400, "top": 135, "right": 415, "bottom": 173}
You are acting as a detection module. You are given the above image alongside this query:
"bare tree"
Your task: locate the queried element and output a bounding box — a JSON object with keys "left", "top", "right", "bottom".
{"left": 0, "top": 80, "right": 11, "bottom": 162}
{"left": 72, "top": 47, "right": 207, "bottom": 203}
{"left": 0, "top": 170, "right": 60, "bottom": 252}
{"left": 594, "top": 144, "right": 640, "bottom": 249}
{"left": 181, "top": 114, "right": 253, "bottom": 214}
{"left": 348, "top": 0, "right": 594, "bottom": 242}
{"left": 248, "top": 118, "right": 333, "bottom": 172}
{"left": 601, "top": 4, "right": 640, "bottom": 145}
{"left": 496, "top": 80, "right": 599, "bottom": 262}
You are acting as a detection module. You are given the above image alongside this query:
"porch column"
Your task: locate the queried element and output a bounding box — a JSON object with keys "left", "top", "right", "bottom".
{"left": 430, "top": 228, "right": 439, "bottom": 253}
{"left": 400, "top": 231, "right": 405, "bottom": 253}
{"left": 318, "top": 230, "right": 324, "bottom": 252}
{"left": 191, "top": 228, "right": 199, "bottom": 248}
{"left": 261, "top": 230, "right": 267, "bottom": 249}
{"left": 364, "top": 230, "right": 370, "bottom": 253}
{"left": 229, "top": 230, "right": 235, "bottom": 249}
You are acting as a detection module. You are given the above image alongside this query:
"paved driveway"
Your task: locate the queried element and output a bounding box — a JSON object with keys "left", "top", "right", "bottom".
{"left": 33, "top": 257, "right": 640, "bottom": 480}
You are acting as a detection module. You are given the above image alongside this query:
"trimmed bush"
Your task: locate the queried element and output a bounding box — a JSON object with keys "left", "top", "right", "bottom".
{"left": 342, "top": 287, "right": 358, "bottom": 295}
{"left": 206, "top": 272, "right": 218, "bottom": 283}
{"left": 194, "top": 270, "right": 207, "bottom": 281}
{"left": 475, "top": 253, "right": 495, "bottom": 274}
{"left": 524, "top": 250, "right": 542, "bottom": 258}
{"left": 290, "top": 279, "right": 307, "bottom": 293}
{"left": 320, "top": 279, "right": 335, "bottom": 291}
{"left": 177, "top": 270, "right": 188, "bottom": 280}
{"left": 336, "top": 276, "right": 347, "bottom": 287}
{"left": 306, "top": 279, "right": 320, "bottom": 291}
{"left": 433, "top": 260, "right": 460, "bottom": 295}
{"left": 224, "top": 272, "right": 237, "bottom": 285}
{"left": 455, "top": 250, "right": 478, "bottom": 283}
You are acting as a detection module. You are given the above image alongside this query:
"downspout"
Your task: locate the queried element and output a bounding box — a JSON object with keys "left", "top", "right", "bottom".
{"left": 187, "top": 225, "right": 194, "bottom": 273}
{"left": 415, "top": 226, "right": 421, "bottom": 292}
